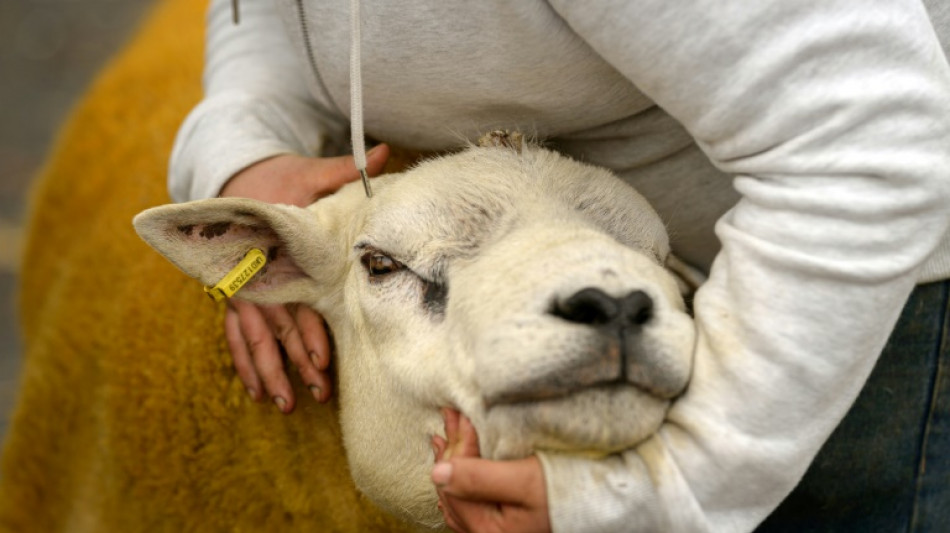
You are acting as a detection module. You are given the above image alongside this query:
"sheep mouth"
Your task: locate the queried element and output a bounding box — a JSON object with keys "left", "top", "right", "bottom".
{"left": 485, "top": 381, "right": 630, "bottom": 408}
{"left": 482, "top": 338, "right": 686, "bottom": 409}
{"left": 481, "top": 382, "right": 673, "bottom": 458}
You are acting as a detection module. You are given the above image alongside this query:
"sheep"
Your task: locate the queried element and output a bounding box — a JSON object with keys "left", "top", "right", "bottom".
{"left": 131, "top": 131, "right": 696, "bottom": 529}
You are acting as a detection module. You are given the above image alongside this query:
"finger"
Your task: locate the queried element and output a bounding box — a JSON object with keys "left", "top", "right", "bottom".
{"left": 307, "top": 368, "right": 332, "bottom": 403}
{"left": 445, "top": 493, "right": 551, "bottom": 533}
{"left": 260, "top": 304, "right": 329, "bottom": 403}
{"left": 434, "top": 457, "right": 545, "bottom": 505}
{"left": 432, "top": 435, "right": 448, "bottom": 462}
{"left": 311, "top": 144, "right": 391, "bottom": 197}
{"left": 441, "top": 408, "right": 479, "bottom": 460}
{"left": 441, "top": 408, "right": 462, "bottom": 459}
{"left": 365, "top": 143, "right": 390, "bottom": 177}
{"left": 235, "top": 300, "right": 295, "bottom": 412}
{"left": 439, "top": 492, "right": 497, "bottom": 533}
{"left": 290, "top": 305, "right": 333, "bottom": 401}
{"left": 438, "top": 492, "right": 472, "bottom": 533}
{"left": 294, "top": 305, "right": 331, "bottom": 370}
{"left": 224, "top": 303, "right": 262, "bottom": 400}
{"left": 457, "top": 414, "right": 481, "bottom": 457}
{"left": 442, "top": 407, "right": 461, "bottom": 442}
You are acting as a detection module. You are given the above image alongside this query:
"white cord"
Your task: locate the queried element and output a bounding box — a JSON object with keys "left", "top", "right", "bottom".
{"left": 350, "top": 0, "right": 372, "bottom": 197}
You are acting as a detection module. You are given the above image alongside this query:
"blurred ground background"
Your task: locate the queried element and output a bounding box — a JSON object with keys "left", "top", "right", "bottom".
{"left": 0, "top": 0, "right": 156, "bottom": 442}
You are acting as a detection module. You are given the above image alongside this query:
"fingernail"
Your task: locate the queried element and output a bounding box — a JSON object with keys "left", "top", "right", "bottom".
{"left": 247, "top": 387, "right": 257, "bottom": 400}
{"left": 309, "top": 351, "right": 322, "bottom": 368}
{"left": 431, "top": 462, "right": 452, "bottom": 487}
{"left": 274, "top": 396, "right": 287, "bottom": 411}
{"left": 309, "top": 385, "right": 322, "bottom": 400}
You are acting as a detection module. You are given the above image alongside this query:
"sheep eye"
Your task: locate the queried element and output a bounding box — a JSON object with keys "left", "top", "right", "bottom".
{"left": 360, "top": 251, "right": 404, "bottom": 277}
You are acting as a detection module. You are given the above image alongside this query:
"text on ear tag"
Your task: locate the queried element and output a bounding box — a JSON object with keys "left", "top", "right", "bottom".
{"left": 204, "top": 248, "right": 267, "bottom": 302}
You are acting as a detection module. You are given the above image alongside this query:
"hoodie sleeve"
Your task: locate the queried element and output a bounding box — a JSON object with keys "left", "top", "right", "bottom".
{"left": 168, "top": 0, "right": 347, "bottom": 202}
{"left": 541, "top": 0, "right": 950, "bottom": 531}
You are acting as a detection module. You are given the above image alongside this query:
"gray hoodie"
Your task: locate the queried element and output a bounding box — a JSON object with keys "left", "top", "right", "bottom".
{"left": 169, "top": 0, "right": 950, "bottom": 530}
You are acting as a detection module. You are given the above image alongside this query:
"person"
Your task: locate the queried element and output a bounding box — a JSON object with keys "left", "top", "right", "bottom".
{"left": 169, "top": 0, "right": 950, "bottom": 531}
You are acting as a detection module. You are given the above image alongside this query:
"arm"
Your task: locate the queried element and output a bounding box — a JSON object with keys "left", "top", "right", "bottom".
{"left": 539, "top": 1, "right": 950, "bottom": 530}
{"left": 168, "top": 0, "right": 349, "bottom": 202}
{"left": 429, "top": 2, "right": 950, "bottom": 531}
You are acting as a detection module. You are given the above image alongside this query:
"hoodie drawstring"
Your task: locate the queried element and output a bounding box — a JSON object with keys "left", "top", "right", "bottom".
{"left": 350, "top": 0, "right": 373, "bottom": 197}
{"left": 233, "top": 0, "right": 371, "bottom": 197}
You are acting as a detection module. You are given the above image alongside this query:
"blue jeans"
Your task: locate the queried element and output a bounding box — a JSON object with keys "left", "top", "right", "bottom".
{"left": 757, "top": 281, "right": 950, "bottom": 532}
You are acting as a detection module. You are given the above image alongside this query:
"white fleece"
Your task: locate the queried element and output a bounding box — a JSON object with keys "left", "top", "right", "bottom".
{"left": 169, "top": 1, "right": 950, "bottom": 531}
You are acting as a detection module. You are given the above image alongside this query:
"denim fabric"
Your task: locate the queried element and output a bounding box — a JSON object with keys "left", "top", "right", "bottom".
{"left": 758, "top": 281, "right": 950, "bottom": 532}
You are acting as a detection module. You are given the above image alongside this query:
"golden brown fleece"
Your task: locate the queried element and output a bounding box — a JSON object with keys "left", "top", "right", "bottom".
{"left": 0, "top": 0, "right": 415, "bottom": 530}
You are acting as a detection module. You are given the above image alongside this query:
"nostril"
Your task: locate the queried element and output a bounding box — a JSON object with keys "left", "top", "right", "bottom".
{"left": 553, "top": 287, "right": 620, "bottom": 325}
{"left": 621, "top": 290, "right": 653, "bottom": 326}
{"left": 552, "top": 288, "right": 654, "bottom": 328}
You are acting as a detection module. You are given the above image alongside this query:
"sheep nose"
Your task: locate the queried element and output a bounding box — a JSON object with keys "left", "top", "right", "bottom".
{"left": 553, "top": 288, "right": 653, "bottom": 328}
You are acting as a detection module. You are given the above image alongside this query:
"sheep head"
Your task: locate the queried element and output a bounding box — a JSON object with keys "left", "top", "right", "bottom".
{"left": 133, "top": 140, "right": 695, "bottom": 528}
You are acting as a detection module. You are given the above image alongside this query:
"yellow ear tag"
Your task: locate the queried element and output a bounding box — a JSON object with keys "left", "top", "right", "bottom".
{"left": 204, "top": 248, "right": 267, "bottom": 302}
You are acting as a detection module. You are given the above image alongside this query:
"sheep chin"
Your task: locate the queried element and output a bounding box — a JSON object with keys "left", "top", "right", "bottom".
{"left": 479, "top": 385, "right": 670, "bottom": 461}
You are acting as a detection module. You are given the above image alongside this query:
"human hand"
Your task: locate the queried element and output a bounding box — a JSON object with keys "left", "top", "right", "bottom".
{"left": 220, "top": 145, "right": 390, "bottom": 206}
{"left": 431, "top": 408, "right": 551, "bottom": 533}
{"left": 220, "top": 145, "right": 390, "bottom": 412}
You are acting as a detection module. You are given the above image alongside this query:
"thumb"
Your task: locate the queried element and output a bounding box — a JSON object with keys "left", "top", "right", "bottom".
{"left": 364, "top": 143, "right": 391, "bottom": 177}
{"left": 433, "top": 456, "right": 544, "bottom": 504}
{"left": 314, "top": 144, "right": 391, "bottom": 195}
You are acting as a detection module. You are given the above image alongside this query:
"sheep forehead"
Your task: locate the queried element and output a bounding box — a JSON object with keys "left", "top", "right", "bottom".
{"left": 357, "top": 147, "right": 666, "bottom": 264}
{"left": 363, "top": 180, "right": 517, "bottom": 265}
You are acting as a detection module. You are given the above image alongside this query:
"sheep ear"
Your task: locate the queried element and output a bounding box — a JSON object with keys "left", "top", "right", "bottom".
{"left": 133, "top": 198, "right": 341, "bottom": 306}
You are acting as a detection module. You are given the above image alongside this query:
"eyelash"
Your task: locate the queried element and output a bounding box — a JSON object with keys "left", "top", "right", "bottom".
{"left": 359, "top": 250, "right": 406, "bottom": 279}
{"left": 357, "top": 246, "right": 449, "bottom": 313}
